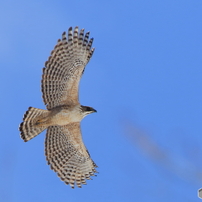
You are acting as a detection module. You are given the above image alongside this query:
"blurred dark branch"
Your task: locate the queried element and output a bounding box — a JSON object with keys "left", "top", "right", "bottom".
{"left": 123, "top": 120, "right": 202, "bottom": 184}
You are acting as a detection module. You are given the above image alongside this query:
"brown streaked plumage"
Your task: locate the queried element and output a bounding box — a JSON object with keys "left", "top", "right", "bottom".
{"left": 19, "top": 26, "right": 98, "bottom": 188}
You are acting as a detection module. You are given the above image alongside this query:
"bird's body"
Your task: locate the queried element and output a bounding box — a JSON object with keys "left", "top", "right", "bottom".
{"left": 19, "top": 27, "right": 98, "bottom": 188}
{"left": 35, "top": 105, "right": 84, "bottom": 127}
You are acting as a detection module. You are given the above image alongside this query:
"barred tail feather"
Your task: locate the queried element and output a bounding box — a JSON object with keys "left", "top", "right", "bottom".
{"left": 19, "top": 107, "right": 48, "bottom": 142}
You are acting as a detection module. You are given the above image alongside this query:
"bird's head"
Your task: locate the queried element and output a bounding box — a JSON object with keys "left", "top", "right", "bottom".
{"left": 80, "top": 105, "right": 97, "bottom": 117}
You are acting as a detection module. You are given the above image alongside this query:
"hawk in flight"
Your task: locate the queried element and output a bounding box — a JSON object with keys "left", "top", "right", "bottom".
{"left": 19, "top": 27, "right": 98, "bottom": 188}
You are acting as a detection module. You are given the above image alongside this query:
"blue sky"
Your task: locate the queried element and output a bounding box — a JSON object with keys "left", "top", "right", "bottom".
{"left": 0, "top": 0, "right": 202, "bottom": 201}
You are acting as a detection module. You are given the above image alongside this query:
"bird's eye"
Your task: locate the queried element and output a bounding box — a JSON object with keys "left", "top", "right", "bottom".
{"left": 86, "top": 107, "right": 91, "bottom": 111}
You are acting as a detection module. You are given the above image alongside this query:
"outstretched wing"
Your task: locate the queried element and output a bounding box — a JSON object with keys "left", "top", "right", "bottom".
{"left": 42, "top": 27, "right": 95, "bottom": 109}
{"left": 45, "top": 123, "right": 98, "bottom": 188}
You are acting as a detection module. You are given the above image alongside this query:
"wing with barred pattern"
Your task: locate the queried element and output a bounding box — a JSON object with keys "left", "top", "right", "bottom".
{"left": 42, "top": 27, "right": 95, "bottom": 109}
{"left": 45, "top": 123, "right": 98, "bottom": 188}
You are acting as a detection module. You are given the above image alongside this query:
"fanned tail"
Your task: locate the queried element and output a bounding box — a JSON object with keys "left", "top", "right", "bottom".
{"left": 19, "top": 107, "right": 49, "bottom": 142}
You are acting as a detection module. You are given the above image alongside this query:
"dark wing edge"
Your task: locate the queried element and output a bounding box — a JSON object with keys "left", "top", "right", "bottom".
{"left": 45, "top": 123, "right": 98, "bottom": 188}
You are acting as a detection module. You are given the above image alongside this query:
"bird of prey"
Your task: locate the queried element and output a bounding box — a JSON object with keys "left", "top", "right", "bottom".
{"left": 19, "top": 26, "right": 98, "bottom": 188}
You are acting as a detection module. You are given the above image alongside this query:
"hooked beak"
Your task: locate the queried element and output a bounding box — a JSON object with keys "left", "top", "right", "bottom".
{"left": 92, "top": 108, "right": 97, "bottom": 113}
